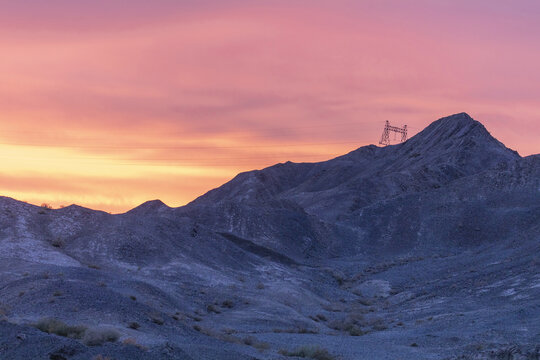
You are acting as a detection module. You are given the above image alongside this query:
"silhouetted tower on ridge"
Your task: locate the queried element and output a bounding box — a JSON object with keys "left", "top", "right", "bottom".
{"left": 379, "top": 120, "right": 407, "bottom": 146}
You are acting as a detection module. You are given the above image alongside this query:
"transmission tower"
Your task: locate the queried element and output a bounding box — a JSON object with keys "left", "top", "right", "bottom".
{"left": 379, "top": 120, "right": 408, "bottom": 146}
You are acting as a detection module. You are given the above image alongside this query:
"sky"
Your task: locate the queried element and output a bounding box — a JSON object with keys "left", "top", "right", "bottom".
{"left": 0, "top": 0, "right": 539, "bottom": 213}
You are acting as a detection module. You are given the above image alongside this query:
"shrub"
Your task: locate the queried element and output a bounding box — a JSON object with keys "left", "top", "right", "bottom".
{"left": 243, "top": 336, "right": 256, "bottom": 346}
{"left": 127, "top": 322, "right": 140, "bottom": 330}
{"left": 51, "top": 238, "right": 64, "bottom": 248}
{"left": 221, "top": 300, "right": 234, "bottom": 308}
{"left": 239, "top": 336, "right": 270, "bottom": 351}
{"left": 33, "top": 318, "right": 87, "bottom": 339}
{"left": 82, "top": 327, "right": 120, "bottom": 346}
{"left": 329, "top": 270, "right": 345, "bottom": 285}
{"left": 122, "top": 337, "right": 147, "bottom": 350}
{"left": 33, "top": 318, "right": 120, "bottom": 346}
{"left": 222, "top": 328, "right": 236, "bottom": 335}
{"left": 206, "top": 304, "right": 221, "bottom": 314}
{"left": 348, "top": 326, "right": 365, "bottom": 336}
{"left": 148, "top": 313, "right": 164, "bottom": 325}
{"left": 253, "top": 341, "right": 270, "bottom": 351}
{"left": 93, "top": 356, "right": 112, "bottom": 360}
{"left": 279, "top": 346, "right": 337, "bottom": 360}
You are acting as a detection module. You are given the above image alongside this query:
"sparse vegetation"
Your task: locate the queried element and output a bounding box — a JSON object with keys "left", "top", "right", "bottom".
{"left": 51, "top": 238, "right": 64, "bottom": 248}
{"left": 328, "top": 310, "right": 386, "bottom": 336}
{"left": 329, "top": 270, "right": 345, "bottom": 286}
{"left": 92, "top": 356, "right": 112, "bottom": 360}
{"left": 221, "top": 299, "right": 234, "bottom": 308}
{"left": 356, "top": 297, "right": 373, "bottom": 306}
{"left": 206, "top": 304, "right": 221, "bottom": 314}
{"left": 253, "top": 342, "right": 271, "bottom": 351}
{"left": 242, "top": 335, "right": 256, "bottom": 346}
{"left": 149, "top": 312, "right": 164, "bottom": 325}
{"left": 82, "top": 327, "right": 121, "bottom": 346}
{"left": 33, "top": 318, "right": 87, "bottom": 339}
{"left": 191, "top": 325, "right": 270, "bottom": 351}
{"left": 272, "top": 327, "right": 319, "bottom": 334}
{"left": 0, "top": 305, "right": 8, "bottom": 321}
{"left": 33, "top": 318, "right": 119, "bottom": 346}
{"left": 122, "top": 337, "right": 147, "bottom": 350}
{"left": 279, "top": 346, "right": 337, "bottom": 360}
{"left": 127, "top": 321, "right": 140, "bottom": 330}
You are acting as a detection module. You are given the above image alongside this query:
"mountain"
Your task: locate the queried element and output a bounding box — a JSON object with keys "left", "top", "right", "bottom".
{"left": 180, "top": 112, "right": 527, "bottom": 257}
{"left": 0, "top": 113, "right": 538, "bottom": 360}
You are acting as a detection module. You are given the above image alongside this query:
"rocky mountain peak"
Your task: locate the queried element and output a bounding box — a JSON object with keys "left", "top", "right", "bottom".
{"left": 398, "top": 112, "right": 519, "bottom": 165}
{"left": 127, "top": 199, "right": 169, "bottom": 215}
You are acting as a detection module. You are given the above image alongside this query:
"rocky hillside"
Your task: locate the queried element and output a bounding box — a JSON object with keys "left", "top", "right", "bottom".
{"left": 0, "top": 113, "right": 538, "bottom": 360}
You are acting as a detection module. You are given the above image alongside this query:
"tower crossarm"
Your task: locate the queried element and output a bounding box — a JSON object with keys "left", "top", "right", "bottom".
{"left": 385, "top": 125, "right": 407, "bottom": 134}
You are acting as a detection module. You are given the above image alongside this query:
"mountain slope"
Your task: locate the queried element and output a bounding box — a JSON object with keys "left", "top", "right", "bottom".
{"left": 0, "top": 112, "right": 538, "bottom": 360}
{"left": 181, "top": 113, "right": 524, "bottom": 258}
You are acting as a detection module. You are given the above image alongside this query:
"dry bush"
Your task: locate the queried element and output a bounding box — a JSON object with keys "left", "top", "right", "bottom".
{"left": 51, "top": 238, "right": 64, "bottom": 248}
{"left": 33, "top": 318, "right": 87, "bottom": 339}
{"left": 243, "top": 336, "right": 256, "bottom": 346}
{"left": 92, "top": 356, "right": 112, "bottom": 360}
{"left": 221, "top": 299, "right": 234, "bottom": 308}
{"left": 122, "top": 337, "right": 147, "bottom": 350}
{"left": 82, "top": 327, "right": 120, "bottom": 346}
{"left": 253, "top": 341, "right": 270, "bottom": 351}
{"left": 148, "top": 312, "right": 164, "bottom": 325}
{"left": 279, "top": 346, "right": 337, "bottom": 360}
{"left": 328, "top": 312, "right": 367, "bottom": 336}
{"left": 206, "top": 304, "right": 221, "bottom": 314}
{"left": 127, "top": 321, "right": 140, "bottom": 330}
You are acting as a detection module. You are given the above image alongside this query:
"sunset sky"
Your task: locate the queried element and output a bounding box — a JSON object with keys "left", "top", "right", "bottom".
{"left": 1, "top": 1, "right": 539, "bottom": 213}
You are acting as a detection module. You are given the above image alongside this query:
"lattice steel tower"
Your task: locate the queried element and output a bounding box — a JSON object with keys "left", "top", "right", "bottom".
{"left": 379, "top": 120, "right": 408, "bottom": 146}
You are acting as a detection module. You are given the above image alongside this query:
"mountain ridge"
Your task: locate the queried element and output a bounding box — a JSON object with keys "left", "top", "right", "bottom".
{"left": 0, "top": 112, "right": 538, "bottom": 359}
